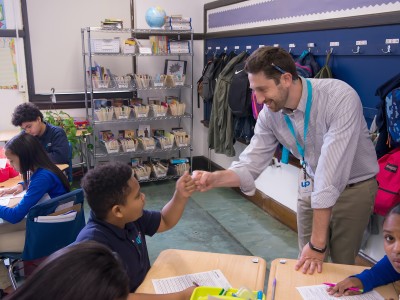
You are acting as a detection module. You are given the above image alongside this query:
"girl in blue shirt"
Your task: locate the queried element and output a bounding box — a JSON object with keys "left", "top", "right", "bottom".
{"left": 0, "top": 133, "right": 69, "bottom": 292}
{"left": 328, "top": 203, "right": 400, "bottom": 297}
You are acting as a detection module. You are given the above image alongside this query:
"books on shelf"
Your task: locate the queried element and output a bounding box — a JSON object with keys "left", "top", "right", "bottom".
{"left": 164, "top": 15, "right": 192, "bottom": 31}
{"left": 165, "top": 16, "right": 192, "bottom": 24}
{"left": 164, "top": 24, "right": 192, "bottom": 31}
{"left": 149, "top": 35, "right": 168, "bottom": 54}
{"left": 168, "top": 40, "right": 190, "bottom": 54}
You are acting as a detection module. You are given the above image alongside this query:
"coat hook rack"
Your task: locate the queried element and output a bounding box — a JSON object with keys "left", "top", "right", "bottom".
{"left": 352, "top": 46, "right": 361, "bottom": 54}
{"left": 382, "top": 45, "right": 392, "bottom": 53}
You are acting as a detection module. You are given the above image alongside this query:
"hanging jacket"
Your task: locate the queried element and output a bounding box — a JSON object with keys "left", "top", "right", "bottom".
{"left": 208, "top": 51, "right": 248, "bottom": 156}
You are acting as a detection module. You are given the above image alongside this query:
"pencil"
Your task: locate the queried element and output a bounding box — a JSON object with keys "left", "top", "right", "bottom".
{"left": 272, "top": 278, "right": 276, "bottom": 300}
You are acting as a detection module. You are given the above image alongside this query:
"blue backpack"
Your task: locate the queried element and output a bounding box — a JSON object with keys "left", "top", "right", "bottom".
{"left": 385, "top": 87, "right": 400, "bottom": 147}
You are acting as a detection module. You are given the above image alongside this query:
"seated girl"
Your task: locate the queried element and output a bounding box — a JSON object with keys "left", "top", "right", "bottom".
{"left": 6, "top": 241, "right": 130, "bottom": 300}
{"left": 328, "top": 203, "right": 400, "bottom": 296}
{"left": 0, "top": 132, "right": 70, "bottom": 292}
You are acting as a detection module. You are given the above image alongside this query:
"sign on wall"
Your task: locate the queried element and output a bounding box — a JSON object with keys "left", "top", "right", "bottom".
{"left": 0, "top": 0, "right": 6, "bottom": 29}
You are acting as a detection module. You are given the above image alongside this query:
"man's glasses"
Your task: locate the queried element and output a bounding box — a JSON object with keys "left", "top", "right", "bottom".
{"left": 271, "top": 63, "right": 287, "bottom": 74}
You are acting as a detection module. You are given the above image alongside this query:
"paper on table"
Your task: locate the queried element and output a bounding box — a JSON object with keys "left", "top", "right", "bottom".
{"left": 152, "top": 269, "right": 231, "bottom": 294}
{"left": 0, "top": 191, "right": 26, "bottom": 206}
{"left": 296, "top": 285, "right": 384, "bottom": 300}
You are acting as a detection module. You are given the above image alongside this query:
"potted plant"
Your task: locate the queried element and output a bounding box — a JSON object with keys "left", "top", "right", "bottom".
{"left": 44, "top": 110, "right": 92, "bottom": 158}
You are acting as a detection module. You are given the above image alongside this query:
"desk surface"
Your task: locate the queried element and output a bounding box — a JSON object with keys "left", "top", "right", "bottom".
{"left": 0, "top": 129, "right": 20, "bottom": 142}
{"left": 266, "top": 258, "right": 398, "bottom": 299}
{"left": 136, "top": 249, "right": 267, "bottom": 293}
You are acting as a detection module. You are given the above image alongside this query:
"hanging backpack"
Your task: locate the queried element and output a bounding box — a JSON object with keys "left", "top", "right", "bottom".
{"left": 197, "top": 59, "right": 213, "bottom": 108}
{"left": 228, "top": 61, "right": 252, "bottom": 118}
{"left": 385, "top": 87, "right": 400, "bottom": 148}
{"left": 295, "top": 50, "right": 320, "bottom": 78}
{"left": 374, "top": 147, "right": 400, "bottom": 216}
{"left": 314, "top": 50, "right": 333, "bottom": 79}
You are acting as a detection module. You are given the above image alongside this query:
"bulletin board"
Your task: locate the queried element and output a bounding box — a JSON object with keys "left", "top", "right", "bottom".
{"left": 0, "top": 38, "right": 17, "bottom": 89}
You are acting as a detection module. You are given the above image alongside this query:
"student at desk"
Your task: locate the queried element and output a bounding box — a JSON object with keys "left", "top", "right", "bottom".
{"left": 76, "top": 162, "right": 196, "bottom": 300}
{"left": 11, "top": 102, "right": 69, "bottom": 164}
{"left": 0, "top": 133, "right": 69, "bottom": 293}
{"left": 328, "top": 203, "right": 400, "bottom": 297}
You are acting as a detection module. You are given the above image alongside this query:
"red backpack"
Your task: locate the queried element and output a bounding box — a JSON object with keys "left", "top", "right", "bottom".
{"left": 374, "top": 147, "right": 400, "bottom": 216}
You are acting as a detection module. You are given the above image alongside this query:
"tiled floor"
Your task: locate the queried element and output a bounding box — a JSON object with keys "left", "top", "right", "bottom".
{"left": 133, "top": 180, "right": 299, "bottom": 291}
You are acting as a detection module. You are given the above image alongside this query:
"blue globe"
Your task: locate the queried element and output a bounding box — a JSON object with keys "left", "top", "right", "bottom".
{"left": 145, "top": 6, "right": 166, "bottom": 28}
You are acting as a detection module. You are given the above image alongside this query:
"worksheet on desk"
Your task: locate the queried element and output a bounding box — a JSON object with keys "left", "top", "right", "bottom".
{"left": 0, "top": 191, "right": 26, "bottom": 206}
{"left": 296, "top": 285, "right": 384, "bottom": 300}
{"left": 152, "top": 269, "right": 231, "bottom": 294}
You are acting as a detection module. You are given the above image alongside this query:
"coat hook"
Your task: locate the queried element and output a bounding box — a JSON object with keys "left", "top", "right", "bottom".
{"left": 352, "top": 46, "right": 360, "bottom": 54}
{"left": 326, "top": 47, "right": 334, "bottom": 54}
{"left": 205, "top": 47, "right": 211, "bottom": 55}
{"left": 382, "top": 45, "right": 392, "bottom": 54}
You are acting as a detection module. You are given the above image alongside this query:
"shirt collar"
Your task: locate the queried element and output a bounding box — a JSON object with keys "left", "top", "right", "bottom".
{"left": 89, "top": 211, "right": 136, "bottom": 240}
{"left": 296, "top": 77, "right": 308, "bottom": 113}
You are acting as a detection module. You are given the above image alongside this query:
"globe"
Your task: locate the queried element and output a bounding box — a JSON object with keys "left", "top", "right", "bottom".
{"left": 145, "top": 6, "right": 166, "bottom": 29}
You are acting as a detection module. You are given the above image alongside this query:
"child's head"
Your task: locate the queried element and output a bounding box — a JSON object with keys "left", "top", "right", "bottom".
{"left": 12, "top": 103, "right": 45, "bottom": 136}
{"left": 383, "top": 203, "right": 400, "bottom": 272}
{"left": 81, "top": 162, "right": 145, "bottom": 223}
{"left": 4, "top": 132, "right": 69, "bottom": 190}
{"left": 7, "top": 241, "right": 129, "bottom": 300}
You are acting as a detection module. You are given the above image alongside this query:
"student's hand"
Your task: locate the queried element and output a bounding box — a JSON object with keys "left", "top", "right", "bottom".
{"left": 295, "top": 243, "right": 325, "bottom": 274}
{"left": 176, "top": 171, "right": 196, "bottom": 199}
{"left": 0, "top": 184, "right": 23, "bottom": 196}
{"left": 327, "top": 277, "right": 363, "bottom": 297}
{"left": 180, "top": 286, "right": 196, "bottom": 299}
{"left": 192, "top": 170, "right": 213, "bottom": 192}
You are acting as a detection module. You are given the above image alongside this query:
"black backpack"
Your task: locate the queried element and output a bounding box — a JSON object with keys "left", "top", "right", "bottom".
{"left": 228, "top": 61, "right": 252, "bottom": 118}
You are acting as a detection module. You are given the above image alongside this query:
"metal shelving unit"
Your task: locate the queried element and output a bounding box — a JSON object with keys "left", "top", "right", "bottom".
{"left": 81, "top": 27, "right": 194, "bottom": 181}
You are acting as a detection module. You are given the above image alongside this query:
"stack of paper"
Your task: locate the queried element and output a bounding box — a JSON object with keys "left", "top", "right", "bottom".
{"left": 152, "top": 269, "right": 231, "bottom": 294}
{"left": 34, "top": 210, "right": 77, "bottom": 223}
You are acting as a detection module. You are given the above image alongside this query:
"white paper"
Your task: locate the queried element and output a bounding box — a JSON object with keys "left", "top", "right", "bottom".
{"left": 34, "top": 211, "right": 77, "bottom": 223}
{"left": 0, "top": 191, "right": 26, "bottom": 206}
{"left": 0, "top": 159, "right": 7, "bottom": 169}
{"left": 152, "top": 269, "right": 231, "bottom": 294}
{"left": 296, "top": 284, "right": 384, "bottom": 300}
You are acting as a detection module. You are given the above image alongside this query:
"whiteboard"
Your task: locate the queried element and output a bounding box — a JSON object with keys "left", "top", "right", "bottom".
{"left": 26, "top": 0, "right": 131, "bottom": 94}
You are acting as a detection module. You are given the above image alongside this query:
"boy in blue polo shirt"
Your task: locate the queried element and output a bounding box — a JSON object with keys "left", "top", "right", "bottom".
{"left": 76, "top": 162, "right": 196, "bottom": 299}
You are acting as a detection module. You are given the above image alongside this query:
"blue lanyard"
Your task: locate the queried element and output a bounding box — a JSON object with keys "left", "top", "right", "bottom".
{"left": 284, "top": 79, "right": 312, "bottom": 166}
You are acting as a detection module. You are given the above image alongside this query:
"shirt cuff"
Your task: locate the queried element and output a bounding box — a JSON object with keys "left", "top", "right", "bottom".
{"left": 229, "top": 166, "right": 256, "bottom": 196}
{"left": 311, "top": 185, "right": 340, "bottom": 209}
{"left": 18, "top": 181, "right": 26, "bottom": 190}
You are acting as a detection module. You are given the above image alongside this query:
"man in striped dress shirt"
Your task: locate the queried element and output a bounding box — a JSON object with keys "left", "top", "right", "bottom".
{"left": 193, "top": 46, "right": 378, "bottom": 274}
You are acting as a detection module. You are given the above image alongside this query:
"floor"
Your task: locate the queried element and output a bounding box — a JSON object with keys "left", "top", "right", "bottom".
{"left": 100, "top": 179, "right": 300, "bottom": 292}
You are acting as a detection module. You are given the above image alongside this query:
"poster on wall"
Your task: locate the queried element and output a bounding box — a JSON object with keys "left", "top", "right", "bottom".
{"left": 0, "top": 0, "right": 6, "bottom": 29}
{"left": 0, "top": 38, "right": 18, "bottom": 89}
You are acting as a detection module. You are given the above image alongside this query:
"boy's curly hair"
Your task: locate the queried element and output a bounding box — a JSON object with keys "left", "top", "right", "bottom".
{"left": 81, "top": 162, "right": 133, "bottom": 220}
{"left": 12, "top": 103, "right": 44, "bottom": 126}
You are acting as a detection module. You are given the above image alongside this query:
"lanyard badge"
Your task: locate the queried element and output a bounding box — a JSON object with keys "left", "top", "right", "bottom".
{"left": 284, "top": 79, "right": 313, "bottom": 199}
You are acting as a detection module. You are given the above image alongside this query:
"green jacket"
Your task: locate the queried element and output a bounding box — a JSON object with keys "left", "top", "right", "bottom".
{"left": 208, "top": 51, "right": 247, "bottom": 156}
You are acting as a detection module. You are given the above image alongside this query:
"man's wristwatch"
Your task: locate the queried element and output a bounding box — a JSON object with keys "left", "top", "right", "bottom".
{"left": 308, "top": 241, "right": 327, "bottom": 253}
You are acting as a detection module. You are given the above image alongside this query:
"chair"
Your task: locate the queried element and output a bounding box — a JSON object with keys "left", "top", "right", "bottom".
{"left": 0, "top": 189, "right": 85, "bottom": 289}
{"left": 67, "top": 142, "right": 73, "bottom": 184}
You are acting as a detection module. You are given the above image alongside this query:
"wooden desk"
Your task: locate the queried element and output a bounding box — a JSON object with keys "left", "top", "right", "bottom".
{"left": 57, "top": 164, "right": 69, "bottom": 171}
{"left": 0, "top": 129, "right": 20, "bottom": 142}
{"left": 266, "top": 258, "right": 398, "bottom": 299}
{"left": 136, "top": 249, "right": 267, "bottom": 293}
